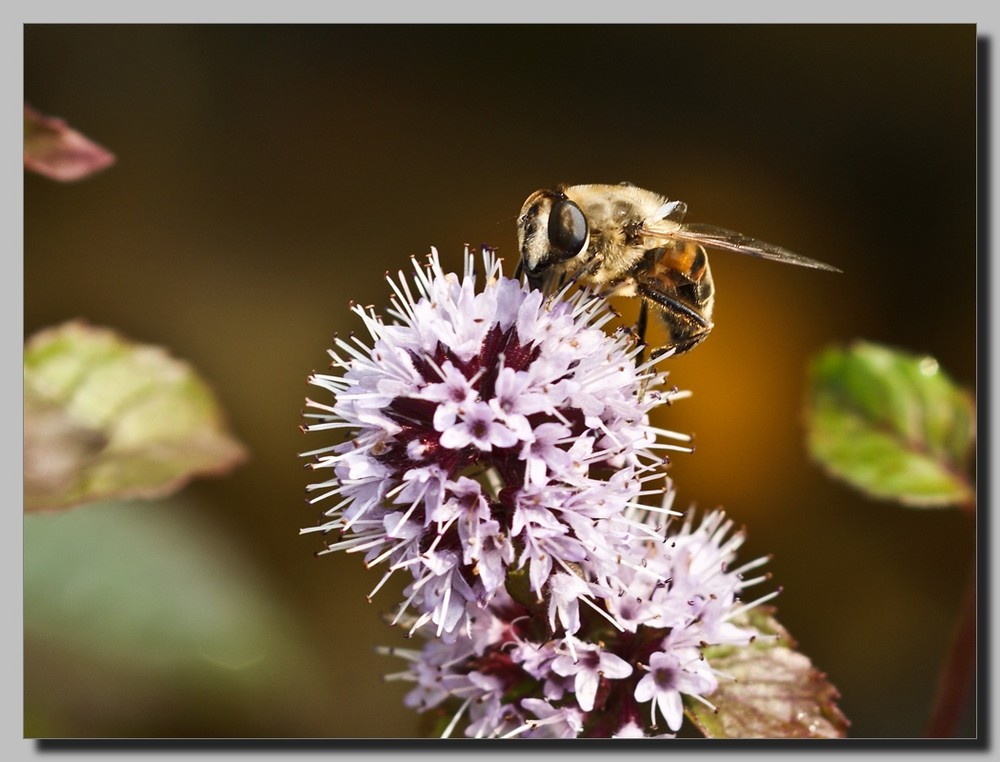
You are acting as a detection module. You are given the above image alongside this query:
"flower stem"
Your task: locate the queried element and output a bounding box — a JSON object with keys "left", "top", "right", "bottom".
{"left": 925, "top": 556, "right": 976, "bottom": 737}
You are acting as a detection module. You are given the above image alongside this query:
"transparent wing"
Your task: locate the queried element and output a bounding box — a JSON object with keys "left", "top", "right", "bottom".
{"left": 647, "top": 221, "right": 842, "bottom": 272}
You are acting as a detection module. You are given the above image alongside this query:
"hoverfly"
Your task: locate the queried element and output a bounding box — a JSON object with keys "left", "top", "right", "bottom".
{"left": 515, "top": 183, "right": 840, "bottom": 357}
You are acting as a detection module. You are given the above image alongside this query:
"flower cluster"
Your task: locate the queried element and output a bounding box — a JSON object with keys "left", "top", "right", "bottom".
{"left": 302, "top": 248, "right": 689, "bottom": 639}
{"left": 302, "top": 247, "right": 775, "bottom": 737}
{"left": 382, "top": 501, "right": 773, "bottom": 738}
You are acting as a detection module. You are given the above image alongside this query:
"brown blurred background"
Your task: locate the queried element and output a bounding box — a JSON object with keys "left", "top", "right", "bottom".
{"left": 24, "top": 25, "right": 977, "bottom": 738}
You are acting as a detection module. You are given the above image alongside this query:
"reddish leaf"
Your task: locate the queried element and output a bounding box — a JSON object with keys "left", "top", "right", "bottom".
{"left": 687, "top": 607, "right": 850, "bottom": 738}
{"left": 24, "top": 103, "right": 115, "bottom": 181}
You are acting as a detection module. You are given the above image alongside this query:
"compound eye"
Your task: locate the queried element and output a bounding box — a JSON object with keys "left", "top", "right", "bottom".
{"left": 547, "top": 198, "right": 588, "bottom": 261}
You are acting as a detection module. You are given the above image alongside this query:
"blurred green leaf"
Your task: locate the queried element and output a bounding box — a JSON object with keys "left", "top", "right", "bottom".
{"left": 24, "top": 498, "right": 333, "bottom": 737}
{"left": 687, "top": 607, "right": 849, "bottom": 739}
{"left": 805, "top": 341, "right": 974, "bottom": 507}
{"left": 25, "top": 500, "right": 278, "bottom": 671}
{"left": 24, "top": 103, "right": 115, "bottom": 181}
{"left": 24, "top": 320, "right": 247, "bottom": 512}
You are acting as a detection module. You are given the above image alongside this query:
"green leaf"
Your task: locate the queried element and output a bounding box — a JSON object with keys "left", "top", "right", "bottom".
{"left": 24, "top": 320, "right": 247, "bottom": 512}
{"left": 24, "top": 499, "right": 283, "bottom": 671}
{"left": 24, "top": 103, "right": 115, "bottom": 181}
{"left": 805, "top": 341, "right": 974, "bottom": 507}
{"left": 687, "top": 607, "right": 849, "bottom": 739}
{"left": 24, "top": 498, "right": 335, "bottom": 736}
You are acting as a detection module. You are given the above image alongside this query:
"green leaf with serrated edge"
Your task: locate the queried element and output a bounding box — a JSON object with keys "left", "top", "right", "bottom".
{"left": 24, "top": 104, "right": 115, "bottom": 182}
{"left": 805, "top": 341, "right": 974, "bottom": 507}
{"left": 24, "top": 320, "right": 247, "bottom": 512}
{"left": 686, "top": 607, "right": 849, "bottom": 739}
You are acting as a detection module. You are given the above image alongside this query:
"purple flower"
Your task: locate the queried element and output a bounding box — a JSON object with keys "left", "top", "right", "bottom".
{"left": 634, "top": 647, "right": 716, "bottom": 732}
{"left": 382, "top": 492, "right": 776, "bottom": 738}
{"left": 551, "top": 641, "right": 633, "bottom": 712}
{"left": 302, "top": 248, "right": 685, "bottom": 640}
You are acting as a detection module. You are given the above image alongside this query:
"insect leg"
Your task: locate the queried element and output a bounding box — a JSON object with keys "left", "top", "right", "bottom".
{"left": 636, "top": 283, "right": 711, "bottom": 330}
{"left": 635, "top": 299, "right": 649, "bottom": 365}
{"left": 636, "top": 282, "right": 713, "bottom": 356}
